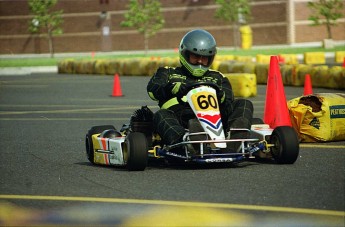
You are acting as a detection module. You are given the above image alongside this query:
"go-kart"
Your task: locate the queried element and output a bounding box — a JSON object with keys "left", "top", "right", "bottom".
{"left": 85, "top": 82, "right": 299, "bottom": 171}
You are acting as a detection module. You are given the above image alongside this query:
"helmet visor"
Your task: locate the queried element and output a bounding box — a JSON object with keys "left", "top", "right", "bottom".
{"left": 188, "top": 52, "right": 212, "bottom": 67}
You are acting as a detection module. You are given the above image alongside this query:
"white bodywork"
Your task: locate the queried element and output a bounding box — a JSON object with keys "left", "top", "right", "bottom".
{"left": 186, "top": 86, "right": 227, "bottom": 148}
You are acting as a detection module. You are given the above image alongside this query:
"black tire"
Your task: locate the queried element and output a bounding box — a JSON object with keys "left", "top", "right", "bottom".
{"left": 270, "top": 126, "right": 299, "bottom": 164}
{"left": 85, "top": 125, "right": 116, "bottom": 164}
{"left": 124, "top": 132, "right": 148, "bottom": 171}
{"left": 100, "top": 129, "right": 122, "bottom": 138}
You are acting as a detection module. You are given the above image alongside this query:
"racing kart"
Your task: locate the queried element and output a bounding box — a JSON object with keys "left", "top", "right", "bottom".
{"left": 85, "top": 82, "right": 299, "bottom": 171}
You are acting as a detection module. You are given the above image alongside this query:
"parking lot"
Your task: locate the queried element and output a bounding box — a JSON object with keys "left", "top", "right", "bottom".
{"left": 0, "top": 73, "right": 344, "bottom": 225}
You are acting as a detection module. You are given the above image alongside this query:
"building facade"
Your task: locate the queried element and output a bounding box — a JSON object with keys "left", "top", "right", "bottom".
{"left": 0, "top": 0, "right": 344, "bottom": 54}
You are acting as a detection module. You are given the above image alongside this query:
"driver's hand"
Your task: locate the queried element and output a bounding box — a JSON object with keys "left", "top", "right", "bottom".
{"left": 217, "top": 89, "right": 225, "bottom": 103}
{"left": 170, "top": 82, "right": 186, "bottom": 98}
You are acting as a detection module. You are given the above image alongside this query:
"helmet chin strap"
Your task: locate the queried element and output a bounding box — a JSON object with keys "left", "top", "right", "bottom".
{"left": 180, "top": 53, "right": 207, "bottom": 77}
{"left": 191, "top": 68, "right": 206, "bottom": 77}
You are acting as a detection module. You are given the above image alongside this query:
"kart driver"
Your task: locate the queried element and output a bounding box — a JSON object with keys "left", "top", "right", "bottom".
{"left": 147, "top": 29, "right": 253, "bottom": 152}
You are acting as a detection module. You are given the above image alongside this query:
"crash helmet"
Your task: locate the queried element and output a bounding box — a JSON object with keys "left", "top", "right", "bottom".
{"left": 179, "top": 29, "right": 217, "bottom": 77}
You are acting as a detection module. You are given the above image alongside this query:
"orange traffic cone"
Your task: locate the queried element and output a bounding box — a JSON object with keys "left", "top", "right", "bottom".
{"left": 264, "top": 56, "right": 292, "bottom": 128}
{"left": 112, "top": 74, "right": 123, "bottom": 97}
{"left": 278, "top": 54, "right": 285, "bottom": 64}
{"left": 303, "top": 74, "right": 313, "bottom": 95}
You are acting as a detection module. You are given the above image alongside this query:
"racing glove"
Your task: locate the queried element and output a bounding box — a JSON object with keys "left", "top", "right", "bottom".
{"left": 170, "top": 82, "right": 187, "bottom": 98}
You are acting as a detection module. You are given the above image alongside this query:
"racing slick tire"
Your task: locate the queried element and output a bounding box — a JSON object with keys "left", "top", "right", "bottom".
{"left": 270, "top": 126, "right": 299, "bottom": 164}
{"left": 124, "top": 132, "right": 148, "bottom": 171}
{"left": 85, "top": 125, "right": 116, "bottom": 164}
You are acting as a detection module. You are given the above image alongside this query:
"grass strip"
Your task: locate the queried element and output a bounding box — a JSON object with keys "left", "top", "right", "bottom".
{"left": 1, "top": 46, "right": 344, "bottom": 67}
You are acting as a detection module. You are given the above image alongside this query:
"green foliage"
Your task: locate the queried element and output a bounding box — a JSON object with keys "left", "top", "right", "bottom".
{"left": 28, "top": 0, "right": 63, "bottom": 35}
{"left": 215, "top": 0, "right": 252, "bottom": 24}
{"left": 215, "top": 0, "right": 252, "bottom": 49}
{"left": 307, "top": 0, "right": 343, "bottom": 39}
{"left": 28, "top": 0, "right": 63, "bottom": 57}
{"left": 121, "top": 0, "right": 165, "bottom": 53}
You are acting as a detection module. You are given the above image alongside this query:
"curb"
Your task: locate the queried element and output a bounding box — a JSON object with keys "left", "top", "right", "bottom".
{"left": 0, "top": 66, "right": 57, "bottom": 76}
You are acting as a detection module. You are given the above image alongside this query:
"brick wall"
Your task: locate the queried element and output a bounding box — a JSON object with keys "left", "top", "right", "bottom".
{"left": 0, "top": 0, "right": 344, "bottom": 54}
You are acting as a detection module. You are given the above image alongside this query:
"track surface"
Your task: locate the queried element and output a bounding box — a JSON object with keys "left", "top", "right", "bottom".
{"left": 0, "top": 73, "right": 344, "bottom": 226}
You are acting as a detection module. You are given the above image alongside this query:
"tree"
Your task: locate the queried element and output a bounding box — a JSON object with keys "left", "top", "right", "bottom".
{"left": 121, "top": 0, "right": 165, "bottom": 54}
{"left": 28, "top": 0, "right": 63, "bottom": 58}
{"left": 307, "top": 0, "right": 343, "bottom": 39}
{"left": 215, "top": 0, "right": 252, "bottom": 49}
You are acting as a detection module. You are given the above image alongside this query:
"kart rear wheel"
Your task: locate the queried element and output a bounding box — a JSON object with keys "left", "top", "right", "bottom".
{"left": 124, "top": 132, "right": 148, "bottom": 171}
{"left": 270, "top": 126, "right": 299, "bottom": 164}
{"left": 85, "top": 125, "right": 115, "bottom": 164}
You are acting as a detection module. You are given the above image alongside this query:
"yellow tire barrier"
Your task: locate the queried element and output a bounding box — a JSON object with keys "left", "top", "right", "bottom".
{"left": 335, "top": 51, "right": 345, "bottom": 64}
{"left": 304, "top": 52, "right": 326, "bottom": 64}
{"left": 280, "top": 64, "right": 294, "bottom": 85}
{"left": 234, "top": 55, "right": 253, "bottom": 63}
{"left": 107, "top": 60, "right": 123, "bottom": 75}
{"left": 254, "top": 63, "right": 269, "bottom": 84}
{"left": 217, "top": 61, "right": 231, "bottom": 73}
{"left": 291, "top": 64, "right": 314, "bottom": 86}
{"left": 224, "top": 73, "right": 257, "bottom": 98}
{"left": 310, "top": 66, "right": 329, "bottom": 88}
{"left": 279, "top": 54, "right": 299, "bottom": 64}
{"left": 139, "top": 58, "right": 159, "bottom": 76}
{"left": 328, "top": 66, "right": 345, "bottom": 89}
{"left": 94, "top": 60, "right": 108, "bottom": 75}
{"left": 58, "top": 59, "right": 75, "bottom": 74}
{"left": 256, "top": 54, "right": 271, "bottom": 64}
{"left": 228, "top": 62, "right": 256, "bottom": 74}
{"left": 73, "top": 60, "right": 83, "bottom": 74}
{"left": 124, "top": 59, "right": 142, "bottom": 76}
{"left": 215, "top": 55, "right": 235, "bottom": 61}
{"left": 57, "top": 54, "right": 344, "bottom": 90}
{"left": 210, "top": 60, "right": 221, "bottom": 71}
{"left": 57, "top": 60, "right": 66, "bottom": 74}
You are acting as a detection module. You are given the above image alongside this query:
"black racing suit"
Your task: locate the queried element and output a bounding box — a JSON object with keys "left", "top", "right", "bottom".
{"left": 147, "top": 66, "right": 253, "bottom": 145}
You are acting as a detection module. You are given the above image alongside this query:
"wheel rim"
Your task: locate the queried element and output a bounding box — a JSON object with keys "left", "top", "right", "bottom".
{"left": 123, "top": 140, "right": 129, "bottom": 164}
{"left": 271, "top": 134, "right": 281, "bottom": 159}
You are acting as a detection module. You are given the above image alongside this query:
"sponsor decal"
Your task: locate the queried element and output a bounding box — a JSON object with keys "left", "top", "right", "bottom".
{"left": 329, "top": 105, "right": 345, "bottom": 119}
{"left": 309, "top": 117, "right": 320, "bottom": 129}
{"left": 205, "top": 125, "right": 223, "bottom": 136}
{"left": 98, "top": 138, "right": 108, "bottom": 150}
{"left": 205, "top": 158, "right": 235, "bottom": 163}
{"left": 103, "top": 153, "right": 109, "bottom": 165}
{"left": 197, "top": 113, "right": 222, "bottom": 130}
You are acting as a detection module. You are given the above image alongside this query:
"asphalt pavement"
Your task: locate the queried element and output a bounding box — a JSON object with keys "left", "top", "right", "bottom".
{"left": 0, "top": 72, "right": 344, "bottom": 226}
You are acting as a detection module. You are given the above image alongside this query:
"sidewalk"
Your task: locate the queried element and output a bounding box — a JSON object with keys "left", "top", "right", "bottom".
{"left": 0, "top": 66, "right": 57, "bottom": 76}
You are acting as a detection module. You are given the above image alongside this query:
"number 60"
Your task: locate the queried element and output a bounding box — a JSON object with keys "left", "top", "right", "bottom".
{"left": 197, "top": 95, "right": 218, "bottom": 109}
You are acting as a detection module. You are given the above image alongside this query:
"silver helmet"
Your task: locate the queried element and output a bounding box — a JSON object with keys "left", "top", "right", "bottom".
{"left": 179, "top": 29, "right": 217, "bottom": 77}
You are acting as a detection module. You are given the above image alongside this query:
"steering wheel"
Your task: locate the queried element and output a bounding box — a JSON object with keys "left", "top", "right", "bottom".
{"left": 176, "top": 81, "right": 221, "bottom": 104}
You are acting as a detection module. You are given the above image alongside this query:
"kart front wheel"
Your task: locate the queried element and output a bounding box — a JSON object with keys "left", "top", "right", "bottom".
{"left": 270, "top": 126, "right": 299, "bottom": 164}
{"left": 124, "top": 132, "right": 148, "bottom": 171}
{"left": 85, "top": 125, "right": 115, "bottom": 164}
